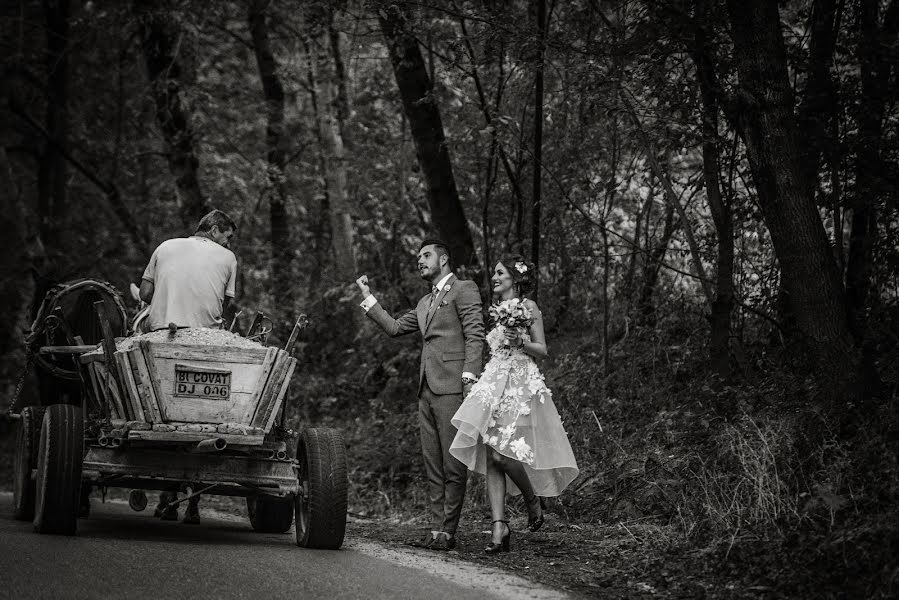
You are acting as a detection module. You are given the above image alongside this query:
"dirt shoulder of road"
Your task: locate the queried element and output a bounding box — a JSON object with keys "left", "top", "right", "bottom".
{"left": 347, "top": 512, "right": 692, "bottom": 600}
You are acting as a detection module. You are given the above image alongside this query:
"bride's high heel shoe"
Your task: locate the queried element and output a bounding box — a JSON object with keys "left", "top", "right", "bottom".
{"left": 525, "top": 494, "right": 544, "bottom": 532}
{"left": 484, "top": 520, "right": 511, "bottom": 553}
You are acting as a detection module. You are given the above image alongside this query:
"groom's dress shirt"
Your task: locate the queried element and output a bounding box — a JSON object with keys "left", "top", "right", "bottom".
{"left": 359, "top": 272, "right": 475, "bottom": 382}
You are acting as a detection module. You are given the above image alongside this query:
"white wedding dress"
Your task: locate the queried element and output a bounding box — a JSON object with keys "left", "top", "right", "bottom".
{"left": 449, "top": 322, "right": 579, "bottom": 497}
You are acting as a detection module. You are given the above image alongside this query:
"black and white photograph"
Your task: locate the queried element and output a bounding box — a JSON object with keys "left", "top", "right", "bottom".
{"left": 0, "top": 0, "right": 896, "bottom": 598}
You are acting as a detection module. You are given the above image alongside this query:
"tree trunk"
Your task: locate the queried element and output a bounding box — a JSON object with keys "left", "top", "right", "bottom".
{"left": 303, "top": 39, "right": 331, "bottom": 291}
{"left": 38, "top": 0, "right": 69, "bottom": 255}
{"left": 323, "top": 10, "right": 357, "bottom": 279}
{"left": 530, "top": 0, "right": 546, "bottom": 296}
{"left": 317, "top": 65, "right": 357, "bottom": 281}
{"left": 845, "top": 0, "right": 898, "bottom": 342}
{"left": 624, "top": 193, "right": 651, "bottom": 303}
{"left": 136, "top": 0, "right": 206, "bottom": 228}
{"left": 328, "top": 17, "right": 352, "bottom": 148}
{"left": 303, "top": 32, "right": 356, "bottom": 283}
{"left": 308, "top": 32, "right": 356, "bottom": 281}
{"left": 637, "top": 204, "right": 677, "bottom": 325}
{"left": 726, "top": 0, "right": 856, "bottom": 401}
{"left": 693, "top": 0, "right": 734, "bottom": 379}
{"left": 377, "top": 3, "right": 477, "bottom": 269}
{"left": 797, "top": 0, "right": 842, "bottom": 200}
{"left": 0, "top": 148, "right": 30, "bottom": 355}
{"left": 248, "top": 0, "right": 293, "bottom": 312}
{"left": 600, "top": 225, "right": 611, "bottom": 374}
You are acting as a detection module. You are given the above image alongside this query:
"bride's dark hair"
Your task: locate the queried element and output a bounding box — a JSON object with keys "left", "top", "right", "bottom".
{"left": 498, "top": 254, "right": 536, "bottom": 296}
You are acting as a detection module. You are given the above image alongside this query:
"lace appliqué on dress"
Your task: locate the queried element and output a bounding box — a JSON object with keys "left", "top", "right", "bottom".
{"left": 467, "top": 326, "right": 551, "bottom": 464}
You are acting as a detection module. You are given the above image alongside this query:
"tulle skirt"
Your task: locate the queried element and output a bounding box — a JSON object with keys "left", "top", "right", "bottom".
{"left": 450, "top": 350, "right": 579, "bottom": 497}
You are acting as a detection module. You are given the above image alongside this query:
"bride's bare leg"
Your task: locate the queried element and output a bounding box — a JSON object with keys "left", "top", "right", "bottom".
{"left": 500, "top": 456, "right": 538, "bottom": 504}
{"left": 486, "top": 447, "right": 508, "bottom": 543}
{"left": 495, "top": 453, "right": 542, "bottom": 526}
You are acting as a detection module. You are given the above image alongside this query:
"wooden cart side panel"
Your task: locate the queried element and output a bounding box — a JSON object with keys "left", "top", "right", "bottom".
{"left": 131, "top": 347, "right": 164, "bottom": 423}
{"left": 263, "top": 357, "right": 296, "bottom": 432}
{"left": 124, "top": 350, "right": 153, "bottom": 422}
{"left": 129, "top": 347, "right": 162, "bottom": 422}
{"left": 115, "top": 352, "right": 145, "bottom": 421}
{"left": 251, "top": 351, "right": 290, "bottom": 429}
{"left": 155, "top": 362, "right": 264, "bottom": 423}
{"left": 150, "top": 344, "right": 268, "bottom": 364}
{"left": 95, "top": 362, "right": 127, "bottom": 419}
{"left": 246, "top": 347, "right": 278, "bottom": 423}
{"left": 86, "top": 363, "right": 107, "bottom": 415}
{"left": 126, "top": 430, "right": 265, "bottom": 445}
{"left": 249, "top": 351, "right": 285, "bottom": 428}
{"left": 139, "top": 341, "right": 167, "bottom": 421}
{"left": 145, "top": 341, "right": 270, "bottom": 425}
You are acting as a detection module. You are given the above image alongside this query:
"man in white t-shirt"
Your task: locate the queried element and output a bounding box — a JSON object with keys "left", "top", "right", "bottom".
{"left": 139, "top": 209, "right": 238, "bottom": 524}
{"left": 140, "top": 209, "right": 238, "bottom": 331}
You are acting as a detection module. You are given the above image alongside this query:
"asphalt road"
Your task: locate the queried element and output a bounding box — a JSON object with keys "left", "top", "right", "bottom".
{"left": 0, "top": 492, "right": 556, "bottom": 600}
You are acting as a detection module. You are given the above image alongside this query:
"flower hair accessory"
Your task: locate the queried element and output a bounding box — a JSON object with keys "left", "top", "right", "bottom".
{"left": 515, "top": 261, "right": 528, "bottom": 274}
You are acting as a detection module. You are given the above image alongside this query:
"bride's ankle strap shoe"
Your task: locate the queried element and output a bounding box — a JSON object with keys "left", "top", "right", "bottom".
{"left": 484, "top": 520, "right": 511, "bottom": 554}
{"left": 525, "top": 495, "right": 544, "bottom": 532}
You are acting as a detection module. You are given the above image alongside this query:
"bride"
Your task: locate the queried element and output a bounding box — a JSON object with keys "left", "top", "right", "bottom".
{"left": 450, "top": 255, "right": 578, "bottom": 553}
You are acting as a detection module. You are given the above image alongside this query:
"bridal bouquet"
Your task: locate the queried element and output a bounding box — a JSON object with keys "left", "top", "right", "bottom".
{"left": 490, "top": 298, "right": 533, "bottom": 347}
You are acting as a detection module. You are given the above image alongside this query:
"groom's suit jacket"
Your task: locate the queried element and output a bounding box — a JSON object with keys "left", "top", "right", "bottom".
{"left": 366, "top": 274, "right": 485, "bottom": 396}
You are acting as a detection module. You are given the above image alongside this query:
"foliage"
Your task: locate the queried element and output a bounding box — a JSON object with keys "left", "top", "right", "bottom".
{"left": 1, "top": 1, "right": 897, "bottom": 596}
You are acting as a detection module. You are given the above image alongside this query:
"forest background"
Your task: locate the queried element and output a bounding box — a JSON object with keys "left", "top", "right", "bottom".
{"left": 0, "top": 0, "right": 897, "bottom": 598}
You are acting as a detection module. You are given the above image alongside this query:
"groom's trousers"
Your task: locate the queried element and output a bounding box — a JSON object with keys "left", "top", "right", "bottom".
{"left": 418, "top": 379, "right": 468, "bottom": 535}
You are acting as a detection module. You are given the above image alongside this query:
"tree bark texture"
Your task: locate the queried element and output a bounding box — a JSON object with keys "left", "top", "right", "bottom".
{"left": 38, "top": 0, "right": 69, "bottom": 254}
{"left": 309, "top": 28, "right": 356, "bottom": 282}
{"left": 302, "top": 39, "right": 331, "bottom": 291}
{"left": 328, "top": 18, "right": 352, "bottom": 148}
{"left": 693, "top": 0, "right": 734, "bottom": 379}
{"left": 378, "top": 3, "right": 478, "bottom": 269}
{"left": 531, "top": 0, "right": 546, "bottom": 296}
{"left": 136, "top": 0, "right": 206, "bottom": 228}
{"left": 726, "top": 0, "right": 856, "bottom": 397}
{"left": 797, "top": 0, "right": 842, "bottom": 201}
{"left": 248, "top": 0, "right": 293, "bottom": 311}
{"left": 845, "top": 0, "right": 898, "bottom": 342}
{"left": 0, "top": 148, "right": 30, "bottom": 354}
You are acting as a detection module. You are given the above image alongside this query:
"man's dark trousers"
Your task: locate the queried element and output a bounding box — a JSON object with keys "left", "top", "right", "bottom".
{"left": 419, "top": 378, "right": 467, "bottom": 535}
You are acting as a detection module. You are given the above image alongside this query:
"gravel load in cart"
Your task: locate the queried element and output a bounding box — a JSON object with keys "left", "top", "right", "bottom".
{"left": 11, "top": 305, "right": 347, "bottom": 549}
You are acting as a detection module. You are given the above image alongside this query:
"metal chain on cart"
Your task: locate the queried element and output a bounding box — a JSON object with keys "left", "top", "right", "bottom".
{"left": 6, "top": 349, "right": 36, "bottom": 418}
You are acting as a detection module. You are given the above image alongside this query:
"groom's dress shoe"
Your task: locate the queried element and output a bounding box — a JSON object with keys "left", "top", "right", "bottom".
{"left": 408, "top": 531, "right": 440, "bottom": 548}
{"left": 430, "top": 532, "right": 456, "bottom": 551}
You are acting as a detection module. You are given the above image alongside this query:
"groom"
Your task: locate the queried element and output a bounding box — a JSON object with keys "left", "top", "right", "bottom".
{"left": 356, "top": 239, "right": 484, "bottom": 550}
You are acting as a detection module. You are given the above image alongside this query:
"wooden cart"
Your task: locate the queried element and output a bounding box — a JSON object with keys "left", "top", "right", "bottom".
{"left": 11, "top": 309, "right": 347, "bottom": 549}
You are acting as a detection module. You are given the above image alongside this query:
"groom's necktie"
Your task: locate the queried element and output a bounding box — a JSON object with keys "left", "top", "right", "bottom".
{"left": 428, "top": 286, "right": 439, "bottom": 314}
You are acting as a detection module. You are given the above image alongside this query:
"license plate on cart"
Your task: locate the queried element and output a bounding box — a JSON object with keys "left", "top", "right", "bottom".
{"left": 173, "top": 363, "right": 232, "bottom": 400}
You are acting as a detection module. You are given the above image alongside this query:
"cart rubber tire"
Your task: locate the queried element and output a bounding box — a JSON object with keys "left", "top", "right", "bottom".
{"left": 295, "top": 427, "right": 348, "bottom": 549}
{"left": 12, "top": 406, "right": 47, "bottom": 520}
{"left": 247, "top": 495, "right": 294, "bottom": 533}
{"left": 33, "top": 404, "right": 84, "bottom": 535}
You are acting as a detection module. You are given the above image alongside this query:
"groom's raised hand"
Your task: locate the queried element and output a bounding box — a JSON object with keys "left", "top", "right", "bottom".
{"left": 355, "top": 275, "right": 371, "bottom": 297}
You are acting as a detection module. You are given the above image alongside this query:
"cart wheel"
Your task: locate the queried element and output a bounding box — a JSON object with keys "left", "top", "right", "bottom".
{"left": 12, "top": 406, "right": 47, "bottom": 521}
{"left": 295, "top": 427, "right": 347, "bottom": 549}
{"left": 247, "top": 495, "right": 294, "bottom": 533}
{"left": 33, "top": 404, "right": 84, "bottom": 535}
